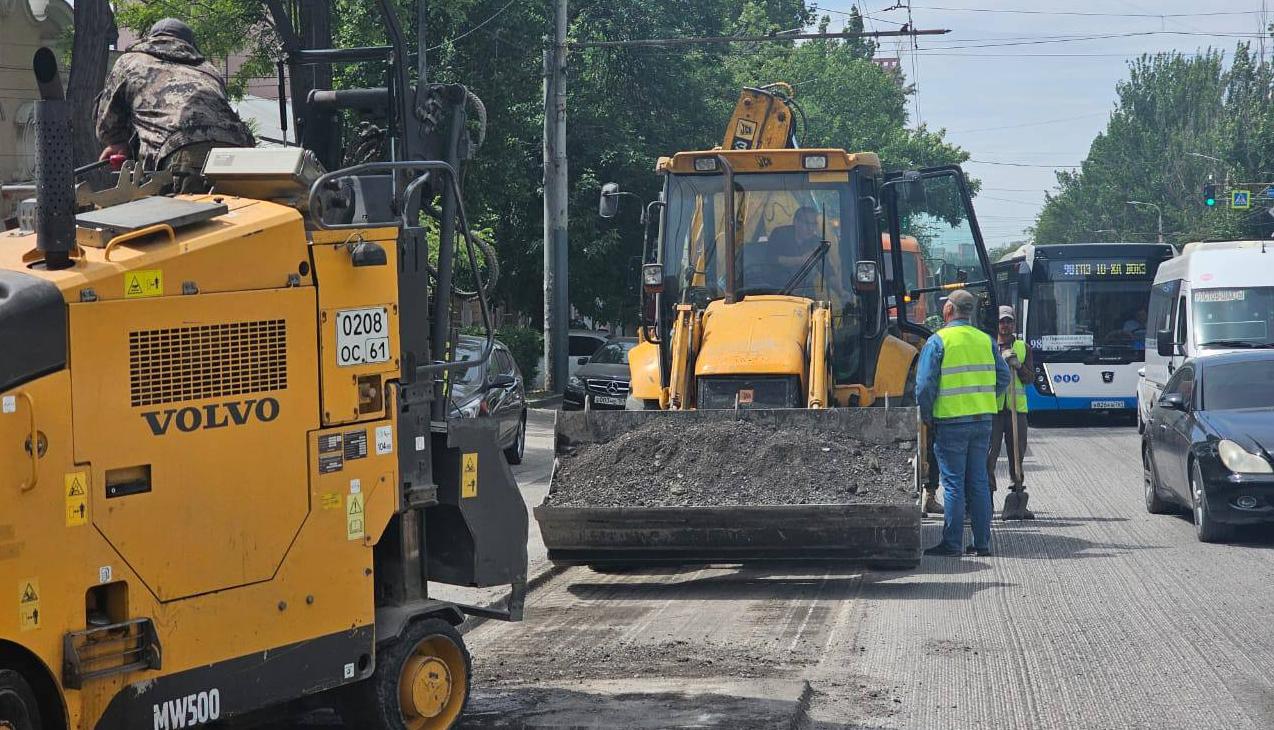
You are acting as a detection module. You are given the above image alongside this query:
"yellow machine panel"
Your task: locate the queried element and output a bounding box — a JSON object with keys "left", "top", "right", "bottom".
{"left": 310, "top": 230, "right": 401, "bottom": 427}
{"left": 0, "top": 196, "right": 313, "bottom": 303}
{"left": 69, "top": 288, "right": 319, "bottom": 601}
{"left": 723, "top": 86, "right": 795, "bottom": 150}
{"left": 696, "top": 296, "right": 812, "bottom": 379}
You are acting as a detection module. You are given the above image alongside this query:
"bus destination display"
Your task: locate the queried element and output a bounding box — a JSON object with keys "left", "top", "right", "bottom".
{"left": 1048, "top": 259, "right": 1151, "bottom": 279}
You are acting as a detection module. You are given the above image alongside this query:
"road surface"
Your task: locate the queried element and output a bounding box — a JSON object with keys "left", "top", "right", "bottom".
{"left": 460, "top": 423, "right": 1274, "bottom": 729}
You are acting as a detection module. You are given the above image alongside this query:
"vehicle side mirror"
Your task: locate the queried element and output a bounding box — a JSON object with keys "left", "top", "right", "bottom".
{"left": 903, "top": 174, "right": 927, "bottom": 206}
{"left": 488, "top": 373, "right": 516, "bottom": 389}
{"left": 1156, "top": 329, "right": 1175, "bottom": 358}
{"left": 1016, "top": 262, "right": 1031, "bottom": 300}
{"left": 576, "top": 356, "right": 590, "bottom": 366}
{"left": 599, "top": 182, "right": 620, "bottom": 219}
{"left": 1158, "top": 392, "right": 1186, "bottom": 411}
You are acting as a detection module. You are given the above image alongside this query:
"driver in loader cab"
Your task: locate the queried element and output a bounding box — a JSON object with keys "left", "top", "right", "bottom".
{"left": 766, "top": 206, "right": 822, "bottom": 268}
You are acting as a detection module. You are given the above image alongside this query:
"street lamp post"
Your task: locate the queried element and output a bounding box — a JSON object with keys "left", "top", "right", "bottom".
{"left": 1126, "top": 201, "right": 1164, "bottom": 244}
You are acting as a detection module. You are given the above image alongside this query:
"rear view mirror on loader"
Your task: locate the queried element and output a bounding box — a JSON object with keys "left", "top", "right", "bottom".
{"left": 599, "top": 182, "right": 621, "bottom": 218}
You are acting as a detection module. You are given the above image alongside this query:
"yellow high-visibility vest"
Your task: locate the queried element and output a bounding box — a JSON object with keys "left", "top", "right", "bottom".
{"left": 997, "top": 339, "right": 1029, "bottom": 413}
{"left": 934, "top": 325, "right": 998, "bottom": 420}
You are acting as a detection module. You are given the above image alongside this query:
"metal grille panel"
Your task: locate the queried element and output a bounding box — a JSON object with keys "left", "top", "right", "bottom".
{"left": 129, "top": 320, "right": 287, "bottom": 407}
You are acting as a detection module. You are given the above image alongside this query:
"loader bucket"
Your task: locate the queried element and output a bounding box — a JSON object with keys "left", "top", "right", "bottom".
{"left": 534, "top": 407, "right": 923, "bottom": 569}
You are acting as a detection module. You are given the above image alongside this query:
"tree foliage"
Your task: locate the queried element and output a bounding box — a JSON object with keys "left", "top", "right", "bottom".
{"left": 1034, "top": 45, "right": 1274, "bottom": 247}
{"left": 108, "top": 0, "right": 968, "bottom": 326}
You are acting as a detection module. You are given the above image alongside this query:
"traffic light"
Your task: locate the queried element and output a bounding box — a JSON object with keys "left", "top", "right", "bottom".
{"left": 1204, "top": 183, "right": 1217, "bottom": 207}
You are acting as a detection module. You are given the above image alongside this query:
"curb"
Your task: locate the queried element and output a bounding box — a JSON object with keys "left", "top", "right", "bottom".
{"left": 526, "top": 394, "right": 563, "bottom": 409}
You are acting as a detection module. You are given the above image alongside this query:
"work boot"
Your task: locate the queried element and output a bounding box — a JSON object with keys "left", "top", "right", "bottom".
{"left": 923, "top": 490, "right": 943, "bottom": 515}
{"left": 1001, "top": 488, "right": 1034, "bottom": 520}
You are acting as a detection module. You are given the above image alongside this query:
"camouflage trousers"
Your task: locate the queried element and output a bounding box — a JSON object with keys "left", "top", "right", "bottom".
{"left": 159, "top": 141, "right": 219, "bottom": 194}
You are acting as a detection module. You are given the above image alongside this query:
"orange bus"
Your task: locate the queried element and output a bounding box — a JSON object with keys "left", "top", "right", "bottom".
{"left": 882, "top": 233, "right": 929, "bottom": 323}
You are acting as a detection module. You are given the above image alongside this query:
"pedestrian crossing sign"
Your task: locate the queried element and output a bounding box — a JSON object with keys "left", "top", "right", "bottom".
{"left": 1231, "top": 190, "right": 1251, "bottom": 209}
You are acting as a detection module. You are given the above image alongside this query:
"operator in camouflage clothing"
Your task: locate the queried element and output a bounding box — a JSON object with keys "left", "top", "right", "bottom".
{"left": 94, "top": 19, "right": 254, "bottom": 193}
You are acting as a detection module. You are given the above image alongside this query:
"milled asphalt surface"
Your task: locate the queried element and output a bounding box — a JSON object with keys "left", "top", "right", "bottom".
{"left": 461, "top": 423, "right": 1274, "bottom": 729}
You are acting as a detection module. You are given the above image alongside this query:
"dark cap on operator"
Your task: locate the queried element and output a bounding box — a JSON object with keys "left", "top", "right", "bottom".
{"left": 149, "top": 18, "right": 197, "bottom": 48}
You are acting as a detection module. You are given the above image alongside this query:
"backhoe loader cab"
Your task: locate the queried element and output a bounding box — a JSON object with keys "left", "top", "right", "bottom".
{"left": 629, "top": 150, "right": 997, "bottom": 410}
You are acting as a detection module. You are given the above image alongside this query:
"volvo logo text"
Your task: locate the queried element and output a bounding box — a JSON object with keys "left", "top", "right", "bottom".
{"left": 141, "top": 398, "right": 281, "bottom": 436}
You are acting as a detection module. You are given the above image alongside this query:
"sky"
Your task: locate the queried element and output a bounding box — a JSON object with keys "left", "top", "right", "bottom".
{"left": 813, "top": 0, "right": 1274, "bottom": 248}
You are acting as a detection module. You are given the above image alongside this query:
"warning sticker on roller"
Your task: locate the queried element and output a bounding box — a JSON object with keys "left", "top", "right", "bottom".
{"left": 346, "top": 493, "right": 366, "bottom": 541}
{"left": 18, "top": 578, "right": 39, "bottom": 631}
{"left": 65, "top": 471, "right": 88, "bottom": 527}
{"left": 462, "top": 453, "right": 478, "bottom": 499}
{"left": 124, "top": 269, "right": 163, "bottom": 299}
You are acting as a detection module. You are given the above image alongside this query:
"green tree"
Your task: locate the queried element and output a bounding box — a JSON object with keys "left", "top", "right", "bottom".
{"left": 1035, "top": 45, "right": 1274, "bottom": 246}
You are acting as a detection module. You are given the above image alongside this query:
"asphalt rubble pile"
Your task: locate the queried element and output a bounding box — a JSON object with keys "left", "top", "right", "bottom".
{"left": 545, "top": 417, "right": 916, "bottom": 508}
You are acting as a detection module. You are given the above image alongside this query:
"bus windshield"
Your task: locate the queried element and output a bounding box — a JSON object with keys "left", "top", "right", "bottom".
{"left": 661, "top": 171, "right": 860, "bottom": 307}
{"left": 1026, "top": 278, "right": 1151, "bottom": 361}
{"left": 1194, "top": 286, "right": 1274, "bottom": 348}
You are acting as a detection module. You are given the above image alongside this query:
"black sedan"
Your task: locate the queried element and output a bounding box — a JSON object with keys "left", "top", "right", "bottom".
{"left": 1143, "top": 351, "right": 1274, "bottom": 542}
{"left": 449, "top": 335, "right": 527, "bottom": 464}
{"left": 563, "top": 338, "right": 638, "bottom": 411}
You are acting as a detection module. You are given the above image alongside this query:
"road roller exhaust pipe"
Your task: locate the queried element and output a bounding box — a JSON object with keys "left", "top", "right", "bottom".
{"left": 31, "top": 47, "right": 76, "bottom": 271}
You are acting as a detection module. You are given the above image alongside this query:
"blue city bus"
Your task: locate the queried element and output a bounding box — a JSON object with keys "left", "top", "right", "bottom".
{"left": 994, "top": 243, "right": 1176, "bottom": 415}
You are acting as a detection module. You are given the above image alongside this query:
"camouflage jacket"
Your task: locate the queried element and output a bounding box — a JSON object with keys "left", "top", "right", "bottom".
{"left": 94, "top": 36, "right": 254, "bottom": 165}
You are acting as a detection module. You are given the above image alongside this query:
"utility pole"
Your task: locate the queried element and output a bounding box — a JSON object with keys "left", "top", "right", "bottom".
{"left": 1126, "top": 201, "right": 1164, "bottom": 244}
{"left": 543, "top": 0, "right": 569, "bottom": 393}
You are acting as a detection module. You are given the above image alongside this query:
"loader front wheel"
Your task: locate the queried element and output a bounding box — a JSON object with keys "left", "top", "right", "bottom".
{"left": 354, "top": 618, "right": 471, "bottom": 730}
{"left": 0, "top": 669, "right": 42, "bottom": 730}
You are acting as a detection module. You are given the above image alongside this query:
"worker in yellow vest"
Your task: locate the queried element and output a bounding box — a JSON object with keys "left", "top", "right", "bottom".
{"left": 916, "top": 289, "right": 1010, "bottom": 557}
{"left": 990, "top": 306, "right": 1035, "bottom": 520}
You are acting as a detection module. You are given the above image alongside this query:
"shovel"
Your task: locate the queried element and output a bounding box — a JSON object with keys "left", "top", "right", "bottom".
{"left": 1001, "top": 352, "right": 1034, "bottom": 521}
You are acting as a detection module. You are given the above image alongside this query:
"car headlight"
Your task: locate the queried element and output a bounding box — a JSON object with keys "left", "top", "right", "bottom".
{"left": 454, "top": 398, "right": 482, "bottom": 418}
{"left": 568, "top": 375, "right": 584, "bottom": 390}
{"left": 1218, "top": 439, "right": 1274, "bottom": 474}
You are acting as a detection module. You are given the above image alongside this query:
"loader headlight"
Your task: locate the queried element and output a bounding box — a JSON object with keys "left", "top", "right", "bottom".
{"left": 802, "top": 154, "right": 828, "bottom": 170}
{"left": 694, "top": 157, "right": 719, "bottom": 172}
{"left": 1218, "top": 440, "right": 1273, "bottom": 474}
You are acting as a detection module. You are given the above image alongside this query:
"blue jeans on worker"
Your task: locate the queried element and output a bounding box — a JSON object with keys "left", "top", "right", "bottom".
{"left": 933, "top": 419, "right": 994, "bottom": 552}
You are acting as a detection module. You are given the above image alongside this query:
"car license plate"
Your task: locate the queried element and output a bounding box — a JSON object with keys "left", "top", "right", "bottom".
{"left": 335, "top": 307, "right": 390, "bottom": 366}
{"left": 593, "top": 395, "right": 626, "bottom": 406}
{"left": 1091, "top": 400, "right": 1125, "bottom": 409}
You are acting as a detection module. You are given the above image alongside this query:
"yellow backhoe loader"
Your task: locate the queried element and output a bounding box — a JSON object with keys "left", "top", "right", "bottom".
{"left": 0, "top": 3, "right": 526, "bottom": 727}
{"left": 535, "top": 85, "right": 1000, "bottom": 567}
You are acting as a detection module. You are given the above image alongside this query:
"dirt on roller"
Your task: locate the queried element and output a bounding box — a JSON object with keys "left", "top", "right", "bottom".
{"left": 544, "top": 417, "right": 916, "bottom": 508}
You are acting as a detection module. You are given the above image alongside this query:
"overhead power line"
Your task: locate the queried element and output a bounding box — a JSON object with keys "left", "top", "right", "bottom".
{"left": 969, "top": 160, "right": 1081, "bottom": 168}
{"left": 949, "top": 112, "right": 1107, "bottom": 134}
{"left": 568, "top": 28, "right": 949, "bottom": 49}
{"left": 901, "top": 5, "right": 1265, "bottom": 19}
{"left": 426, "top": 0, "right": 522, "bottom": 51}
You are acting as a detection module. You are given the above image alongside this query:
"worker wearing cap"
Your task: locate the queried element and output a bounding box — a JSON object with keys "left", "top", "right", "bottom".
{"left": 990, "top": 305, "right": 1034, "bottom": 518}
{"left": 916, "top": 289, "right": 1009, "bottom": 557}
{"left": 94, "top": 18, "right": 254, "bottom": 192}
